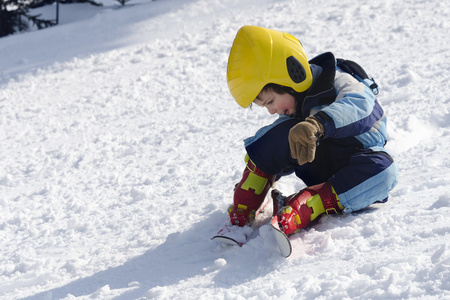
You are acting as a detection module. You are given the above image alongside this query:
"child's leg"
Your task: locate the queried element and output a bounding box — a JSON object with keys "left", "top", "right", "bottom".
{"left": 278, "top": 150, "right": 397, "bottom": 234}
{"left": 328, "top": 150, "right": 398, "bottom": 213}
{"left": 229, "top": 154, "right": 275, "bottom": 226}
{"left": 229, "top": 117, "right": 299, "bottom": 226}
{"left": 277, "top": 182, "right": 343, "bottom": 235}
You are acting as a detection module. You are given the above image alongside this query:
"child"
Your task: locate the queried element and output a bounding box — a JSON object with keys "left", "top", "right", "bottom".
{"left": 226, "top": 25, "right": 398, "bottom": 235}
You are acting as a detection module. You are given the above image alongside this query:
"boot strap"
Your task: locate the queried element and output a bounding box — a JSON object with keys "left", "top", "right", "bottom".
{"left": 305, "top": 182, "right": 341, "bottom": 214}
{"left": 246, "top": 155, "right": 274, "bottom": 182}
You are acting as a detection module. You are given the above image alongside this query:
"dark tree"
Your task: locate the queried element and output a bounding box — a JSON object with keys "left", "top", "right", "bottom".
{"left": 0, "top": 0, "right": 103, "bottom": 38}
{"left": 0, "top": 0, "right": 30, "bottom": 37}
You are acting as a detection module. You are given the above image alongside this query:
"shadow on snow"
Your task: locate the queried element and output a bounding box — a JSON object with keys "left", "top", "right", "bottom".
{"left": 24, "top": 212, "right": 281, "bottom": 299}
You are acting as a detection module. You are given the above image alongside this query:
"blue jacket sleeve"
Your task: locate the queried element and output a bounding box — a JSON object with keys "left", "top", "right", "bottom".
{"left": 314, "top": 70, "right": 387, "bottom": 148}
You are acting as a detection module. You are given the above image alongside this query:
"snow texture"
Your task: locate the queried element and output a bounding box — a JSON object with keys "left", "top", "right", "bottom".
{"left": 0, "top": 0, "right": 449, "bottom": 299}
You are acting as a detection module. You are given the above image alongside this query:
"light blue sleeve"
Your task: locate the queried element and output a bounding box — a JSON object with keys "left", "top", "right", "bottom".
{"left": 316, "top": 70, "right": 388, "bottom": 148}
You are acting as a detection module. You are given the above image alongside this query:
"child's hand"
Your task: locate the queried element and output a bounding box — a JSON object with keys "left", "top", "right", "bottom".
{"left": 288, "top": 116, "right": 324, "bottom": 165}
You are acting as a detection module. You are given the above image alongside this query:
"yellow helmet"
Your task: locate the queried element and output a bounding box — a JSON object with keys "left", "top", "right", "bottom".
{"left": 227, "top": 26, "right": 312, "bottom": 108}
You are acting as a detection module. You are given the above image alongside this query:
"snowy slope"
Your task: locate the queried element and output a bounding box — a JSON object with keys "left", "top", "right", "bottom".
{"left": 1, "top": 0, "right": 449, "bottom": 299}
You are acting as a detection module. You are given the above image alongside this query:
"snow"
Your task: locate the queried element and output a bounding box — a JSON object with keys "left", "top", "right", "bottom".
{"left": 1, "top": 0, "right": 449, "bottom": 299}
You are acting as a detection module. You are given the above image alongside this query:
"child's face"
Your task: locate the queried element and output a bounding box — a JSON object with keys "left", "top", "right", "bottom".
{"left": 254, "top": 89, "right": 296, "bottom": 115}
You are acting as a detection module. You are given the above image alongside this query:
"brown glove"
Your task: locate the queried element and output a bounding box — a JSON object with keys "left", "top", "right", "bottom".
{"left": 288, "top": 116, "right": 325, "bottom": 165}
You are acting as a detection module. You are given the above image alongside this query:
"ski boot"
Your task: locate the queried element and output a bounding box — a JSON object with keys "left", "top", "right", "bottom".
{"left": 228, "top": 154, "right": 275, "bottom": 226}
{"left": 279, "top": 182, "right": 343, "bottom": 235}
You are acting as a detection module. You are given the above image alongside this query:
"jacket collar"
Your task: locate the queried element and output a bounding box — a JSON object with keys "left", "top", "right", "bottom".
{"left": 294, "top": 52, "right": 336, "bottom": 119}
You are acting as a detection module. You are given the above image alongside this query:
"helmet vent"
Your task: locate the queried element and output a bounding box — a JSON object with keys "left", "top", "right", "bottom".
{"left": 286, "top": 56, "right": 306, "bottom": 83}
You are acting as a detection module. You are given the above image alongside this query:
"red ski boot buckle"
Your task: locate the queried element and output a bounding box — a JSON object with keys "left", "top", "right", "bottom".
{"left": 309, "top": 182, "right": 341, "bottom": 215}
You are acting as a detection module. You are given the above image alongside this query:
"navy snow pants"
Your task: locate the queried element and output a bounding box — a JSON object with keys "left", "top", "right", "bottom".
{"left": 244, "top": 117, "right": 398, "bottom": 213}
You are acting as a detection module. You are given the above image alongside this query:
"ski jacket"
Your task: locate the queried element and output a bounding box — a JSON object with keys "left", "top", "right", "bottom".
{"left": 295, "top": 52, "right": 388, "bottom": 153}
{"left": 243, "top": 52, "right": 398, "bottom": 213}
